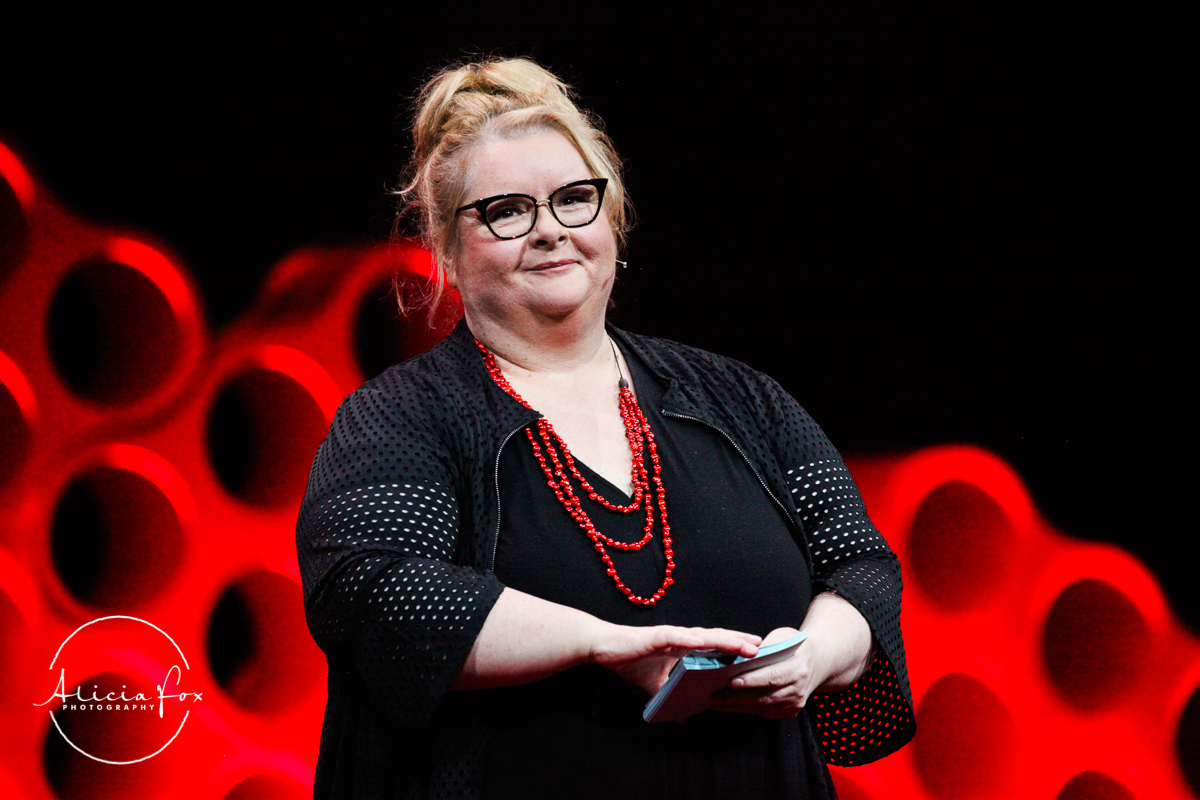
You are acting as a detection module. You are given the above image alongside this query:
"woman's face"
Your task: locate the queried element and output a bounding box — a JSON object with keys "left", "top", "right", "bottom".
{"left": 447, "top": 129, "right": 617, "bottom": 326}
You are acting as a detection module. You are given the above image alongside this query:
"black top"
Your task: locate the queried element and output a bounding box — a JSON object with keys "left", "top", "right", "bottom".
{"left": 486, "top": 349, "right": 833, "bottom": 799}
{"left": 297, "top": 320, "right": 914, "bottom": 799}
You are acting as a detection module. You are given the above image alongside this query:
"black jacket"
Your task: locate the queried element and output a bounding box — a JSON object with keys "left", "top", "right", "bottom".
{"left": 297, "top": 320, "right": 916, "bottom": 799}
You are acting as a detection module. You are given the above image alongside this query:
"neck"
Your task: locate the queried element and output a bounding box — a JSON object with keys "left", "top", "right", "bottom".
{"left": 464, "top": 306, "right": 611, "bottom": 375}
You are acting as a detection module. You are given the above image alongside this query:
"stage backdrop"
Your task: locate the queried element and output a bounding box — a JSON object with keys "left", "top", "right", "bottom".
{"left": 0, "top": 7, "right": 1191, "bottom": 800}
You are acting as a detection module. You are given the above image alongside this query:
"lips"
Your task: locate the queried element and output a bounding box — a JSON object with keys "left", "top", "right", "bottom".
{"left": 526, "top": 259, "right": 577, "bottom": 271}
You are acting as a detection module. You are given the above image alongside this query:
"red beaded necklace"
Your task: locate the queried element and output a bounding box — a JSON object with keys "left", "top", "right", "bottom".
{"left": 476, "top": 337, "right": 674, "bottom": 606}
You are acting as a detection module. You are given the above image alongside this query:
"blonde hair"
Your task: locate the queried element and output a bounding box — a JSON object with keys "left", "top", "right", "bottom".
{"left": 395, "top": 57, "right": 630, "bottom": 308}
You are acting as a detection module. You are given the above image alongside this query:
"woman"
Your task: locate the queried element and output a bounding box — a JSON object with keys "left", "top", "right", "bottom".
{"left": 297, "top": 57, "right": 915, "bottom": 799}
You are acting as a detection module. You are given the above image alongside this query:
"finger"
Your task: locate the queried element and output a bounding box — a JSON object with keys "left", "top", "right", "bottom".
{"left": 711, "top": 685, "right": 808, "bottom": 713}
{"left": 728, "top": 629, "right": 765, "bottom": 647}
{"left": 686, "top": 627, "right": 761, "bottom": 643}
{"left": 710, "top": 685, "right": 779, "bottom": 703}
{"left": 760, "top": 627, "right": 802, "bottom": 647}
{"left": 732, "top": 663, "right": 796, "bottom": 690}
{"left": 638, "top": 627, "right": 762, "bottom": 661}
{"left": 683, "top": 628, "right": 762, "bottom": 656}
{"left": 645, "top": 630, "right": 757, "bottom": 658}
{"left": 641, "top": 627, "right": 711, "bottom": 651}
{"left": 656, "top": 631, "right": 708, "bottom": 650}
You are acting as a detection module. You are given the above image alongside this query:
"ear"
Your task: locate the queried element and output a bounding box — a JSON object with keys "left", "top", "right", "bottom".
{"left": 442, "top": 258, "right": 459, "bottom": 289}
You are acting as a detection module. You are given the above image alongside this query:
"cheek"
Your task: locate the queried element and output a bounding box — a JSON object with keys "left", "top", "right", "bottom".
{"left": 444, "top": 235, "right": 483, "bottom": 290}
{"left": 578, "top": 223, "right": 616, "bottom": 259}
{"left": 448, "top": 238, "right": 524, "bottom": 295}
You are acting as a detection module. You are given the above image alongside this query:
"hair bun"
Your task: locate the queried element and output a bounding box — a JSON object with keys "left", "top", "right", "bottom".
{"left": 396, "top": 55, "right": 631, "bottom": 313}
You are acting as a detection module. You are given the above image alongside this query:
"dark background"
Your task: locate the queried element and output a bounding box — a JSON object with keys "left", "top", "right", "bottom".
{"left": 2, "top": 9, "right": 1190, "bottom": 626}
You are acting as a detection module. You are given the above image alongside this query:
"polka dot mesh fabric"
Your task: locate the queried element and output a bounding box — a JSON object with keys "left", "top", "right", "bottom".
{"left": 625, "top": 330, "right": 916, "bottom": 766}
{"left": 788, "top": 458, "right": 915, "bottom": 764}
{"left": 296, "top": 321, "right": 914, "bottom": 797}
{"left": 297, "top": 328, "right": 516, "bottom": 797}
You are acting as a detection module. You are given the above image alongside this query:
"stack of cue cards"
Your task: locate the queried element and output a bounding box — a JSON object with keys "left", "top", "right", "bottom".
{"left": 643, "top": 631, "right": 808, "bottom": 723}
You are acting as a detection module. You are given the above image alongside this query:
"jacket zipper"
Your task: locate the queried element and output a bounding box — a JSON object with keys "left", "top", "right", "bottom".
{"left": 661, "top": 409, "right": 815, "bottom": 569}
{"left": 489, "top": 422, "right": 530, "bottom": 571}
{"left": 608, "top": 328, "right": 797, "bottom": 529}
{"left": 488, "top": 410, "right": 812, "bottom": 571}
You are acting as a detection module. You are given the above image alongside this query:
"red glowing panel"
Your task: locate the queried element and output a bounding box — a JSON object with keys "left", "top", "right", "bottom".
{"left": 0, "top": 140, "right": 34, "bottom": 208}
{"left": 1, "top": 140, "right": 1196, "bottom": 800}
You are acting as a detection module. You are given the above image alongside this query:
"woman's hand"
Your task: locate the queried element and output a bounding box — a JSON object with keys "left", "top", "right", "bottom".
{"left": 708, "top": 626, "right": 815, "bottom": 719}
{"left": 590, "top": 624, "right": 762, "bottom": 696}
{"left": 451, "top": 588, "right": 759, "bottom": 693}
{"left": 709, "top": 593, "right": 875, "bottom": 720}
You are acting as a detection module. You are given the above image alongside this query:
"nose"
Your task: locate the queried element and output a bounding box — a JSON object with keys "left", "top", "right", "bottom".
{"left": 529, "top": 199, "right": 567, "bottom": 245}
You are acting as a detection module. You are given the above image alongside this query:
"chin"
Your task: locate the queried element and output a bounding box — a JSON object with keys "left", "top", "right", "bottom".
{"left": 524, "top": 276, "right": 604, "bottom": 314}
{"left": 528, "top": 288, "right": 604, "bottom": 318}
{"left": 532, "top": 300, "right": 590, "bottom": 319}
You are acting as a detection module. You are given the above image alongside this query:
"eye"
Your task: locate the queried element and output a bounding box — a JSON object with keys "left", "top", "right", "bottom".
{"left": 553, "top": 185, "right": 598, "bottom": 209}
{"left": 485, "top": 197, "right": 533, "bottom": 224}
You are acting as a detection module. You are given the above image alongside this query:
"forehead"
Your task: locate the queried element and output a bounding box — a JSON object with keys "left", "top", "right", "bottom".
{"left": 464, "top": 129, "right": 591, "bottom": 199}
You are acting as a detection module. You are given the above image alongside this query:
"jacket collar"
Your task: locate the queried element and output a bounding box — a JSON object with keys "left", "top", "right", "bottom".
{"left": 607, "top": 323, "right": 718, "bottom": 426}
{"left": 446, "top": 317, "right": 717, "bottom": 431}
{"left": 446, "top": 319, "right": 539, "bottom": 433}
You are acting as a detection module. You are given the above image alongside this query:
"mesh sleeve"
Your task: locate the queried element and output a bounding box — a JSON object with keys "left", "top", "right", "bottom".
{"left": 296, "top": 380, "right": 504, "bottom": 733}
{"left": 779, "top": 404, "right": 916, "bottom": 765}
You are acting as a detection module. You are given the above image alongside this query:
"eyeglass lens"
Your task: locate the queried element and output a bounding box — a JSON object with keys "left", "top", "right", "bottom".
{"left": 484, "top": 182, "right": 602, "bottom": 237}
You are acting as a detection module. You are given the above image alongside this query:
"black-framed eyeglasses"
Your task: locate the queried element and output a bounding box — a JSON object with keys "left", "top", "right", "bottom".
{"left": 456, "top": 178, "right": 608, "bottom": 240}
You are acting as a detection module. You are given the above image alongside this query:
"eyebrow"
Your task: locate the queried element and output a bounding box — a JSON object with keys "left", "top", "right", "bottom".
{"left": 460, "top": 177, "right": 598, "bottom": 209}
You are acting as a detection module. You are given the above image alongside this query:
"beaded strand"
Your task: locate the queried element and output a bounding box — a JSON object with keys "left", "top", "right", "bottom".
{"left": 476, "top": 338, "right": 674, "bottom": 606}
